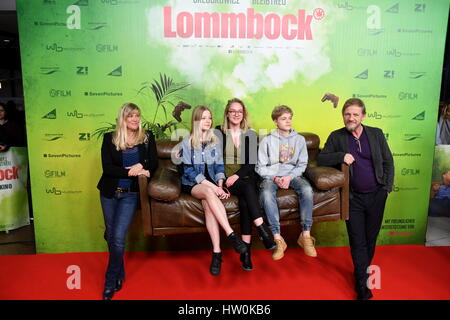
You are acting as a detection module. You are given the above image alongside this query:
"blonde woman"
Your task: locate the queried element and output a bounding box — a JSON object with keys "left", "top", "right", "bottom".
{"left": 97, "top": 103, "right": 157, "bottom": 300}
{"left": 216, "top": 98, "right": 275, "bottom": 271}
{"left": 180, "top": 105, "right": 247, "bottom": 276}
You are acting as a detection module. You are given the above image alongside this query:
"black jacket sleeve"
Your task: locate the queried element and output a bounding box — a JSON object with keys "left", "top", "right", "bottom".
{"left": 100, "top": 132, "right": 129, "bottom": 178}
{"left": 145, "top": 131, "right": 158, "bottom": 174}
{"left": 317, "top": 130, "right": 347, "bottom": 167}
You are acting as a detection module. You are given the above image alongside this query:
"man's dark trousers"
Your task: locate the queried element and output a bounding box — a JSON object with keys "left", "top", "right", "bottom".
{"left": 346, "top": 187, "right": 388, "bottom": 288}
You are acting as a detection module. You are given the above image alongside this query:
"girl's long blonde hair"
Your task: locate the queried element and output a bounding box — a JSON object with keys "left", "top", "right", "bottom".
{"left": 190, "top": 105, "right": 216, "bottom": 149}
{"left": 112, "top": 102, "right": 147, "bottom": 151}
{"left": 221, "top": 98, "right": 250, "bottom": 132}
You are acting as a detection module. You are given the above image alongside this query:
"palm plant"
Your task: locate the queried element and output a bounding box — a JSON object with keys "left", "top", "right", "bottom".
{"left": 93, "top": 73, "right": 191, "bottom": 140}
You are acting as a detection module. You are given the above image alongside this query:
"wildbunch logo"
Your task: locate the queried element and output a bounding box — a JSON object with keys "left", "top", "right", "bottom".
{"left": 387, "top": 49, "right": 420, "bottom": 57}
{"left": 42, "top": 109, "right": 57, "bottom": 119}
{"left": 46, "top": 43, "right": 84, "bottom": 53}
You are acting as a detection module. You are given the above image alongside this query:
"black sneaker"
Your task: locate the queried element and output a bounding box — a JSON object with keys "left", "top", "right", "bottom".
{"left": 227, "top": 232, "right": 248, "bottom": 254}
{"left": 210, "top": 252, "right": 222, "bottom": 276}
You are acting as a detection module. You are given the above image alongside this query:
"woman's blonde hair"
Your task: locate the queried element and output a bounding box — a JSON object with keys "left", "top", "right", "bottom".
{"left": 112, "top": 102, "right": 147, "bottom": 151}
{"left": 190, "top": 105, "right": 216, "bottom": 149}
{"left": 221, "top": 98, "right": 250, "bottom": 132}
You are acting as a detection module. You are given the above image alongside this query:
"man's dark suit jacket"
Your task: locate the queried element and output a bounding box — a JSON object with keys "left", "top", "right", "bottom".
{"left": 317, "top": 125, "right": 394, "bottom": 193}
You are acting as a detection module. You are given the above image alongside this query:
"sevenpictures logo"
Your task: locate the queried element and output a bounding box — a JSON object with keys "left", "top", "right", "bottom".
{"left": 84, "top": 91, "right": 123, "bottom": 97}
{"left": 352, "top": 93, "right": 387, "bottom": 99}
{"left": 43, "top": 153, "right": 81, "bottom": 158}
{"left": 392, "top": 152, "right": 421, "bottom": 157}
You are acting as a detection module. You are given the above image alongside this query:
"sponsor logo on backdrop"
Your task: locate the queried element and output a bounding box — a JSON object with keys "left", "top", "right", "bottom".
{"left": 358, "top": 48, "right": 377, "bottom": 56}
{"left": 43, "top": 133, "right": 64, "bottom": 141}
{"left": 43, "top": 153, "right": 81, "bottom": 158}
{"left": 337, "top": 2, "right": 366, "bottom": 10}
{"left": 108, "top": 66, "right": 122, "bottom": 76}
{"left": 163, "top": 6, "right": 319, "bottom": 40}
{"left": 45, "top": 187, "right": 82, "bottom": 195}
{"left": 84, "top": 91, "right": 123, "bottom": 97}
{"left": 100, "top": 0, "right": 140, "bottom": 6}
{"left": 88, "top": 22, "right": 108, "bottom": 30}
{"left": 401, "top": 168, "right": 420, "bottom": 176}
{"left": 397, "top": 28, "right": 432, "bottom": 33}
{"left": 403, "top": 134, "right": 422, "bottom": 141}
{"left": 42, "top": 109, "right": 57, "bottom": 119}
{"left": 382, "top": 218, "right": 415, "bottom": 235}
{"left": 387, "top": 49, "right": 420, "bottom": 57}
{"left": 46, "top": 43, "right": 85, "bottom": 52}
{"left": 409, "top": 72, "right": 426, "bottom": 79}
{"left": 367, "top": 111, "right": 401, "bottom": 120}
{"left": 355, "top": 69, "right": 368, "bottom": 79}
{"left": 412, "top": 111, "right": 425, "bottom": 120}
{"left": 74, "top": 0, "right": 88, "bottom": 6}
{"left": 76, "top": 66, "right": 89, "bottom": 75}
{"left": 386, "top": 3, "right": 399, "bottom": 13}
{"left": 44, "top": 170, "right": 66, "bottom": 178}
{"left": 352, "top": 93, "right": 387, "bottom": 99}
{"left": 415, "top": 4, "right": 426, "bottom": 12}
{"left": 34, "top": 21, "right": 66, "bottom": 27}
{"left": 43, "top": 0, "right": 56, "bottom": 4}
{"left": 392, "top": 185, "right": 420, "bottom": 192}
{"left": 384, "top": 70, "right": 395, "bottom": 79}
{"left": 367, "top": 5, "right": 384, "bottom": 35}
{"left": 399, "top": 92, "right": 418, "bottom": 100}
{"left": 67, "top": 110, "right": 105, "bottom": 118}
{"left": 393, "top": 152, "right": 421, "bottom": 157}
{"left": 96, "top": 44, "right": 118, "bottom": 53}
{"left": 49, "top": 89, "right": 71, "bottom": 97}
{"left": 40, "top": 67, "right": 60, "bottom": 75}
{"left": 79, "top": 133, "right": 91, "bottom": 141}
{"left": 0, "top": 165, "right": 22, "bottom": 181}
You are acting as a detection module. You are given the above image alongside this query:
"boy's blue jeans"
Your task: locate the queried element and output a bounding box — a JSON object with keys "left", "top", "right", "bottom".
{"left": 259, "top": 176, "right": 314, "bottom": 235}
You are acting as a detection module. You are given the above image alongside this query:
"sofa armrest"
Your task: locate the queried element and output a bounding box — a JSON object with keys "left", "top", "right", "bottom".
{"left": 340, "top": 163, "right": 349, "bottom": 220}
{"left": 305, "top": 166, "right": 345, "bottom": 191}
{"left": 138, "top": 175, "right": 153, "bottom": 236}
{"left": 148, "top": 167, "right": 181, "bottom": 202}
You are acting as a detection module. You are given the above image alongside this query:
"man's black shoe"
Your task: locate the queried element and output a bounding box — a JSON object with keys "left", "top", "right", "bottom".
{"left": 210, "top": 252, "right": 222, "bottom": 276}
{"left": 227, "top": 232, "right": 248, "bottom": 254}
{"left": 115, "top": 279, "right": 123, "bottom": 292}
{"left": 103, "top": 287, "right": 115, "bottom": 300}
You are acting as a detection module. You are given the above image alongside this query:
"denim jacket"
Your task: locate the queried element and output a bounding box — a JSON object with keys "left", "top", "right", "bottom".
{"left": 180, "top": 134, "right": 226, "bottom": 186}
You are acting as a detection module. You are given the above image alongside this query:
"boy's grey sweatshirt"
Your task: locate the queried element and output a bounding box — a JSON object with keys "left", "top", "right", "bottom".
{"left": 255, "top": 129, "right": 308, "bottom": 180}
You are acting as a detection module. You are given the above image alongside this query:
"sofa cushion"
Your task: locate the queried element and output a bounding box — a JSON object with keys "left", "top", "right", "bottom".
{"left": 148, "top": 167, "right": 181, "bottom": 201}
{"left": 305, "top": 166, "right": 345, "bottom": 191}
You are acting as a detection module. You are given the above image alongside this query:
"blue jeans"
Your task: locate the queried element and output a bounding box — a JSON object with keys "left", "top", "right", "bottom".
{"left": 259, "top": 177, "right": 314, "bottom": 235}
{"left": 100, "top": 192, "right": 138, "bottom": 289}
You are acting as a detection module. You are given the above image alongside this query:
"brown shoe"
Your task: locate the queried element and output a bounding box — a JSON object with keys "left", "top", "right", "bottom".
{"left": 272, "top": 238, "right": 287, "bottom": 260}
{"left": 297, "top": 234, "right": 317, "bottom": 257}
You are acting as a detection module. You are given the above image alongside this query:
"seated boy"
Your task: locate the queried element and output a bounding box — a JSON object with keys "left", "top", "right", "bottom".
{"left": 256, "top": 105, "right": 317, "bottom": 260}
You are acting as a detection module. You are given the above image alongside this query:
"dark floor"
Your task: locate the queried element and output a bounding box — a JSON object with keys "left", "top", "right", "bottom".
{"left": 0, "top": 220, "right": 36, "bottom": 255}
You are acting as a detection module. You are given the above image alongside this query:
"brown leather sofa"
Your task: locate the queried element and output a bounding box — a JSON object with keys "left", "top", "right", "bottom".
{"left": 139, "top": 132, "right": 349, "bottom": 237}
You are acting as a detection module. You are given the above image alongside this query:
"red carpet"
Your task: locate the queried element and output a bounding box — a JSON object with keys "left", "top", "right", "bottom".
{"left": 0, "top": 245, "right": 449, "bottom": 300}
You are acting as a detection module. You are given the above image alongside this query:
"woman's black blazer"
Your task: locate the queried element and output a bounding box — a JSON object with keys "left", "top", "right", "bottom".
{"left": 97, "top": 131, "right": 158, "bottom": 198}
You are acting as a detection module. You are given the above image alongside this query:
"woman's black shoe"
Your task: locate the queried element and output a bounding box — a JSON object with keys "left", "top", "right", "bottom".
{"left": 227, "top": 232, "right": 248, "bottom": 254}
{"left": 115, "top": 279, "right": 123, "bottom": 292}
{"left": 256, "top": 224, "right": 276, "bottom": 250}
{"left": 240, "top": 243, "right": 253, "bottom": 271}
{"left": 210, "top": 252, "right": 222, "bottom": 276}
{"left": 103, "top": 287, "right": 115, "bottom": 300}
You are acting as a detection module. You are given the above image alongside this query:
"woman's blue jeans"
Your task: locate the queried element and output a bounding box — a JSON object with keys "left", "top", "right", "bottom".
{"left": 100, "top": 192, "right": 138, "bottom": 289}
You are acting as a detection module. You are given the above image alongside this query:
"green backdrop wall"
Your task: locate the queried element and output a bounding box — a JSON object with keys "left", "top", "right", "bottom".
{"left": 16, "top": 0, "right": 449, "bottom": 253}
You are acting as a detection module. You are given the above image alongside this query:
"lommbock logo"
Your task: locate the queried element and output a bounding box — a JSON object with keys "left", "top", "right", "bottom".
{"left": 163, "top": 7, "right": 316, "bottom": 40}
{"left": 0, "top": 165, "right": 22, "bottom": 181}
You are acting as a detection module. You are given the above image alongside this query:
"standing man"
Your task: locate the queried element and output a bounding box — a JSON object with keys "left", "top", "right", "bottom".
{"left": 317, "top": 98, "right": 394, "bottom": 300}
{"left": 256, "top": 105, "right": 317, "bottom": 261}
